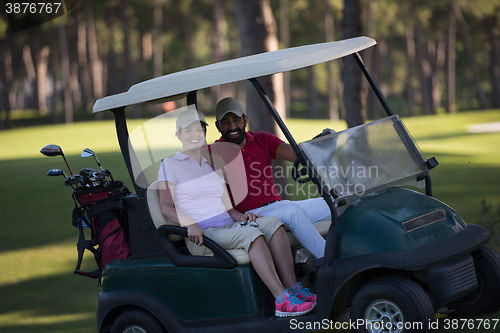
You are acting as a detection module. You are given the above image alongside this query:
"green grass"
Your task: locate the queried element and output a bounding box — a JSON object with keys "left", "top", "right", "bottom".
{"left": 1, "top": 110, "right": 499, "bottom": 332}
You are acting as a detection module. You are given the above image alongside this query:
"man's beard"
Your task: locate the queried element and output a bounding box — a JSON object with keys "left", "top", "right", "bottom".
{"left": 221, "top": 127, "right": 245, "bottom": 145}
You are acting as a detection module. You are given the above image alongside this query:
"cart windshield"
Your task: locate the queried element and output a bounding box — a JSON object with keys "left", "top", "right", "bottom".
{"left": 299, "top": 115, "right": 428, "bottom": 208}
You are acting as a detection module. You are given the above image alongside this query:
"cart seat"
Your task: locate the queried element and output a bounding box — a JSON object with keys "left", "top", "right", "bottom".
{"left": 147, "top": 181, "right": 331, "bottom": 265}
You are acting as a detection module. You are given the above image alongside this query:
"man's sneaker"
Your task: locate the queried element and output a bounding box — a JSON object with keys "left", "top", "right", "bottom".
{"left": 293, "top": 282, "right": 317, "bottom": 304}
{"left": 275, "top": 291, "right": 315, "bottom": 317}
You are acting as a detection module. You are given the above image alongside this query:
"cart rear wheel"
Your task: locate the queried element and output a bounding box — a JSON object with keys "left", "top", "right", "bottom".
{"left": 111, "top": 309, "right": 165, "bottom": 333}
{"left": 448, "top": 245, "right": 500, "bottom": 317}
{"left": 350, "top": 276, "right": 434, "bottom": 333}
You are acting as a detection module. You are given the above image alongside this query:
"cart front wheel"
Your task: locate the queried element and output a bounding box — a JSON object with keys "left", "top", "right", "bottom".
{"left": 448, "top": 245, "right": 500, "bottom": 317}
{"left": 350, "top": 276, "right": 434, "bottom": 333}
{"left": 111, "top": 309, "right": 165, "bottom": 333}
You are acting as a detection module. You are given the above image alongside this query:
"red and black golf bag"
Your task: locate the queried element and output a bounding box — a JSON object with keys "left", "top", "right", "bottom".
{"left": 72, "top": 181, "right": 131, "bottom": 281}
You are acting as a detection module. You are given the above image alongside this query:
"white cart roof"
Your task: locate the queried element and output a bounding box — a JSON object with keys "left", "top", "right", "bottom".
{"left": 93, "top": 36, "right": 376, "bottom": 113}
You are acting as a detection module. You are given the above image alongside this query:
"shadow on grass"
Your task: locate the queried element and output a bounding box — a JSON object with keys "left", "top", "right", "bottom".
{"left": 1, "top": 273, "right": 100, "bottom": 332}
{"left": 0, "top": 152, "right": 132, "bottom": 253}
{"left": 0, "top": 318, "right": 96, "bottom": 333}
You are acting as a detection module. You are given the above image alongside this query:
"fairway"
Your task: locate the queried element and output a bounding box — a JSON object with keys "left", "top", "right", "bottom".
{"left": 1, "top": 110, "right": 499, "bottom": 332}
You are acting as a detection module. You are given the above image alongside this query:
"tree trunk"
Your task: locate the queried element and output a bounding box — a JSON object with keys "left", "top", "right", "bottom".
{"left": 153, "top": 0, "right": 163, "bottom": 78}
{"left": 280, "top": 0, "right": 291, "bottom": 117}
{"left": 308, "top": 66, "right": 318, "bottom": 118}
{"left": 22, "top": 44, "right": 38, "bottom": 110}
{"left": 453, "top": 2, "right": 487, "bottom": 109}
{"left": 414, "top": 22, "right": 432, "bottom": 115}
{"left": 323, "top": 0, "right": 339, "bottom": 121}
{"left": 429, "top": 38, "right": 445, "bottom": 112}
{"left": 405, "top": 23, "right": 416, "bottom": 116}
{"left": 119, "top": 0, "right": 139, "bottom": 117}
{"left": 77, "top": 15, "right": 93, "bottom": 112}
{"left": 48, "top": 27, "right": 60, "bottom": 124}
{"left": 233, "top": 0, "right": 288, "bottom": 199}
{"left": 211, "top": 0, "right": 232, "bottom": 106}
{"left": 105, "top": 6, "right": 118, "bottom": 96}
{"left": 341, "top": 0, "right": 366, "bottom": 127}
{"left": 446, "top": 3, "right": 456, "bottom": 113}
{"left": 233, "top": 0, "right": 285, "bottom": 135}
{"left": 486, "top": 15, "right": 500, "bottom": 108}
{"left": 36, "top": 45, "right": 50, "bottom": 115}
{"left": 85, "top": 1, "right": 104, "bottom": 118}
{"left": 180, "top": 0, "right": 195, "bottom": 69}
{"left": 0, "top": 30, "right": 13, "bottom": 130}
{"left": 364, "top": 0, "right": 380, "bottom": 119}
{"left": 58, "top": 18, "right": 74, "bottom": 123}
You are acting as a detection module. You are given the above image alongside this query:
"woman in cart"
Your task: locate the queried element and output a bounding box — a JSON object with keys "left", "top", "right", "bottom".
{"left": 157, "top": 108, "right": 316, "bottom": 317}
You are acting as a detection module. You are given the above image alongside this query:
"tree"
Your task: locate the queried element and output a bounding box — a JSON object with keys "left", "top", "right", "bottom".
{"left": 323, "top": 0, "right": 340, "bottom": 121}
{"left": 58, "top": 18, "right": 73, "bottom": 123}
{"left": 211, "top": 0, "right": 231, "bottom": 105}
{"left": 341, "top": 0, "right": 366, "bottom": 127}
{"left": 233, "top": 0, "right": 285, "bottom": 135}
{"left": 0, "top": 28, "right": 13, "bottom": 129}
{"left": 486, "top": 9, "right": 500, "bottom": 108}
{"left": 446, "top": 2, "right": 456, "bottom": 113}
{"left": 414, "top": 18, "right": 433, "bottom": 115}
{"left": 280, "top": 0, "right": 291, "bottom": 117}
{"left": 233, "top": 0, "right": 288, "bottom": 199}
{"left": 453, "top": 1, "right": 487, "bottom": 109}
{"left": 77, "top": 9, "right": 93, "bottom": 113}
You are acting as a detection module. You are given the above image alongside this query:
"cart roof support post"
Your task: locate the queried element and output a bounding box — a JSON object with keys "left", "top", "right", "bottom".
{"left": 353, "top": 52, "right": 394, "bottom": 117}
{"left": 112, "top": 106, "right": 146, "bottom": 197}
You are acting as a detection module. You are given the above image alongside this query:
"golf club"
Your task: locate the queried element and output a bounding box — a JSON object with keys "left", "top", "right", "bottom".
{"left": 81, "top": 148, "right": 114, "bottom": 183}
{"left": 47, "top": 168, "right": 67, "bottom": 177}
{"left": 65, "top": 174, "right": 85, "bottom": 188}
{"left": 91, "top": 171, "right": 106, "bottom": 187}
{"left": 47, "top": 168, "right": 75, "bottom": 190}
{"left": 41, "top": 144, "right": 74, "bottom": 175}
{"left": 81, "top": 148, "right": 103, "bottom": 171}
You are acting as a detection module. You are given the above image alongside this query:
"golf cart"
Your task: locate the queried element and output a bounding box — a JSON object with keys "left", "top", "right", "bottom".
{"left": 90, "top": 36, "right": 500, "bottom": 333}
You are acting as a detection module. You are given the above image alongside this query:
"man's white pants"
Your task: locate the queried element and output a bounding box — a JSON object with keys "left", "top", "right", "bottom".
{"left": 248, "top": 197, "right": 330, "bottom": 258}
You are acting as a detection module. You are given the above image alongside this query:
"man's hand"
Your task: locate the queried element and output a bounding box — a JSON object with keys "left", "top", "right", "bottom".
{"left": 186, "top": 223, "right": 204, "bottom": 246}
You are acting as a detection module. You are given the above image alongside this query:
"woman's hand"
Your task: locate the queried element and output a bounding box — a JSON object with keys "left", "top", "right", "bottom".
{"left": 186, "top": 223, "right": 204, "bottom": 246}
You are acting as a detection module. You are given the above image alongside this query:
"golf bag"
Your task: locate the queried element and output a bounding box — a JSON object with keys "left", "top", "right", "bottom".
{"left": 72, "top": 181, "right": 131, "bottom": 280}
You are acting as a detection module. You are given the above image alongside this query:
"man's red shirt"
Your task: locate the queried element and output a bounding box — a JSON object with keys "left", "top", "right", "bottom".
{"left": 211, "top": 131, "right": 284, "bottom": 212}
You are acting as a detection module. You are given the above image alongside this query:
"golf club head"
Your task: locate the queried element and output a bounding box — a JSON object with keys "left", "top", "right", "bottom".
{"left": 65, "top": 175, "right": 84, "bottom": 186}
{"left": 81, "top": 148, "right": 103, "bottom": 170}
{"left": 40, "top": 144, "right": 64, "bottom": 157}
{"left": 92, "top": 171, "right": 105, "bottom": 180}
{"left": 47, "top": 169, "right": 66, "bottom": 177}
{"left": 80, "top": 168, "right": 97, "bottom": 176}
{"left": 81, "top": 148, "right": 94, "bottom": 159}
{"left": 102, "top": 169, "right": 114, "bottom": 182}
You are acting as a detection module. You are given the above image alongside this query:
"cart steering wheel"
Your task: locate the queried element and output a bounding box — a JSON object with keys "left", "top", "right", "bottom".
{"left": 291, "top": 159, "right": 311, "bottom": 183}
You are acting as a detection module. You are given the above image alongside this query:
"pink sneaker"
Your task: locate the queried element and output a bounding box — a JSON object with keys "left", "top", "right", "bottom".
{"left": 293, "top": 282, "right": 317, "bottom": 304}
{"left": 275, "top": 291, "right": 315, "bottom": 317}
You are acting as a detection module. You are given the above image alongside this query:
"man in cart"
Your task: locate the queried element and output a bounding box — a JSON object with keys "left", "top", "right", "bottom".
{"left": 206, "top": 97, "right": 330, "bottom": 261}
